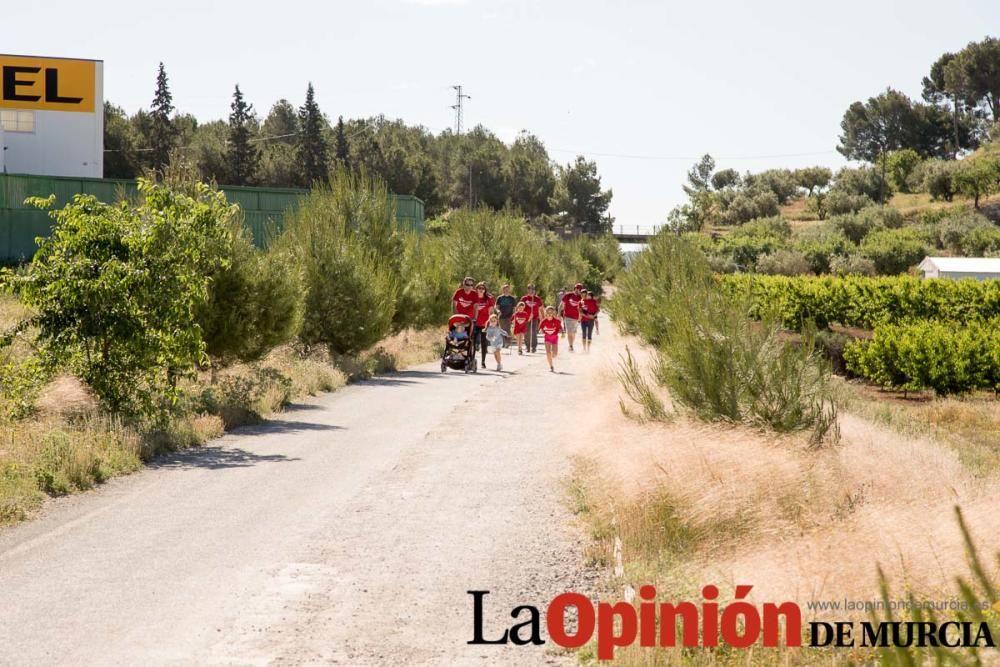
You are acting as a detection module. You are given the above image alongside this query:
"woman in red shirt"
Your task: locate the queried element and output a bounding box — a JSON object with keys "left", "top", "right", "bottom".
{"left": 579, "top": 290, "right": 600, "bottom": 352}
{"left": 539, "top": 306, "right": 563, "bottom": 373}
{"left": 472, "top": 282, "right": 495, "bottom": 367}
{"left": 511, "top": 301, "right": 531, "bottom": 355}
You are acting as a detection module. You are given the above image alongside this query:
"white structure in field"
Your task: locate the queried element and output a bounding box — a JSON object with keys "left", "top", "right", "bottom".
{"left": 919, "top": 256, "right": 1000, "bottom": 281}
{"left": 0, "top": 54, "right": 103, "bottom": 178}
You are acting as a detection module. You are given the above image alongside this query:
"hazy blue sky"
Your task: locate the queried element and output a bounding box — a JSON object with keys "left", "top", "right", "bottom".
{"left": 8, "top": 0, "right": 999, "bottom": 225}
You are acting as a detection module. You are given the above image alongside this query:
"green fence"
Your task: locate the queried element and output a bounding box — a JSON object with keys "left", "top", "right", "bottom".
{"left": 0, "top": 173, "right": 424, "bottom": 263}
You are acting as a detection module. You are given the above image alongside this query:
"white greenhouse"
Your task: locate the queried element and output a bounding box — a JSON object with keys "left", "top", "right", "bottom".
{"left": 918, "top": 257, "right": 1000, "bottom": 281}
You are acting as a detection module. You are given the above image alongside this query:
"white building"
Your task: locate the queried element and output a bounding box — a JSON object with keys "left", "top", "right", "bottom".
{"left": 918, "top": 257, "right": 1000, "bottom": 281}
{"left": 0, "top": 54, "right": 103, "bottom": 178}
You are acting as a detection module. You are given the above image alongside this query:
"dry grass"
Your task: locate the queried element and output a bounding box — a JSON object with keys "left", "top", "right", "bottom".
{"left": 562, "top": 326, "right": 1000, "bottom": 665}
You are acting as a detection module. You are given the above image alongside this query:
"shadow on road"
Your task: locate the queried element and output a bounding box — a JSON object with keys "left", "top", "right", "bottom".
{"left": 233, "top": 420, "right": 344, "bottom": 436}
{"left": 358, "top": 369, "right": 469, "bottom": 386}
{"left": 150, "top": 447, "right": 302, "bottom": 470}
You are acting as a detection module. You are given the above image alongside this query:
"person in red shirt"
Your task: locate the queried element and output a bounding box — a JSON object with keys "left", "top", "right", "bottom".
{"left": 511, "top": 301, "right": 531, "bottom": 355}
{"left": 559, "top": 282, "right": 584, "bottom": 352}
{"left": 539, "top": 305, "right": 563, "bottom": 373}
{"left": 472, "top": 282, "right": 495, "bottom": 366}
{"left": 452, "top": 277, "right": 478, "bottom": 318}
{"left": 579, "top": 290, "right": 600, "bottom": 352}
{"left": 518, "top": 284, "right": 544, "bottom": 354}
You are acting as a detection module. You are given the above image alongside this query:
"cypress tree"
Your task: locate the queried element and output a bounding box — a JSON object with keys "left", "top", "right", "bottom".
{"left": 149, "top": 62, "right": 177, "bottom": 171}
{"left": 335, "top": 115, "right": 350, "bottom": 167}
{"left": 227, "top": 84, "right": 259, "bottom": 186}
{"left": 297, "top": 83, "right": 329, "bottom": 186}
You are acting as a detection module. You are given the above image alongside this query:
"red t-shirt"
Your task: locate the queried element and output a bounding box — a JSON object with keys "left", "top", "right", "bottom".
{"left": 474, "top": 294, "right": 495, "bottom": 328}
{"left": 453, "top": 288, "right": 478, "bottom": 318}
{"left": 580, "top": 297, "right": 599, "bottom": 321}
{"left": 539, "top": 317, "right": 562, "bottom": 337}
{"left": 561, "top": 292, "right": 583, "bottom": 319}
{"left": 512, "top": 310, "right": 531, "bottom": 334}
{"left": 519, "top": 294, "right": 543, "bottom": 320}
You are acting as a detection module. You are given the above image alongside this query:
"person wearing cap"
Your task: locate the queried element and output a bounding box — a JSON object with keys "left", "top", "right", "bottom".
{"left": 518, "top": 284, "right": 543, "bottom": 353}
{"left": 559, "top": 282, "right": 585, "bottom": 352}
{"left": 495, "top": 284, "right": 517, "bottom": 349}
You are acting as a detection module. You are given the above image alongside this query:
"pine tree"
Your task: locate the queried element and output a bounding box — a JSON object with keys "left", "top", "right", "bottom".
{"left": 149, "top": 62, "right": 177, "bottom": 171}
{"left": 227, "top": 84, "right": 259, "bottom": 186}
{"left": 297, "top": 83, "right": 329, "bottom": 186}
{"left": 335, "top": 115, "right": 350, "bottom": 167}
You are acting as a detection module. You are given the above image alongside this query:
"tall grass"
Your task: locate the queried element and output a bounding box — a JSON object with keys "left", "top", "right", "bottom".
{"left": 610, "top": 233, "right": 837, "bottom": 443}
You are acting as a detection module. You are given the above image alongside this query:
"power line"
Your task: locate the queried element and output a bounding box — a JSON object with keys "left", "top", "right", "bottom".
{"left": 546, "top": 147, "right": 841, "bottom": 161}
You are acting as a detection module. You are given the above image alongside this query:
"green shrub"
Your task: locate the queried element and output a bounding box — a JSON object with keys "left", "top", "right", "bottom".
{"left": 611, "top": 234, "right": 838, "bottom": 443}
{"left": 755, "top": 250, "right": 812, "bottom": 276}
{"left": 198, "top": 217, "right": 303, "bottom": 367}
{"left": 833, "top": 166, "right": 886, "bottom": 201}
{"left": 860, "top": 227, "right": 932, "bottom": 274}
{"left": 936, "top": 211, "right": 1000, "bottom": 255}
{"left": 792, "top": 224, "right": 852, "bottom": 274}
{"left": 920, "top": 158, "right": 959, "bottom": 201}
{"left": 845, "top": 320, "right": 1000, "bottom": 395}
{"left": 886, "top": 148, "right": 922, "bottom": 193}
{"left": 826, "top": 190, "right": 872, "bottom": 216}
{"left": 829, "top": 254, "right": 877, "bottom": 277}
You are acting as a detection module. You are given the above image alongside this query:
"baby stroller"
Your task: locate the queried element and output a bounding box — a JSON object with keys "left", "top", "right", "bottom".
{"left": 441, "top": 314, "right": 478, "bottom": 373}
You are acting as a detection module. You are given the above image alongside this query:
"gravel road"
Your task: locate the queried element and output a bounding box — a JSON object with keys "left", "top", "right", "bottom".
{"left": 0, "top": 344, "right": 600, "bottom": 666}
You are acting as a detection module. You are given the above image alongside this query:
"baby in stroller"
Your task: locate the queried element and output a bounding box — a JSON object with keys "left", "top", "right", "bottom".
{"left": 442, "top": 314, "right": 477, "bottom": 373}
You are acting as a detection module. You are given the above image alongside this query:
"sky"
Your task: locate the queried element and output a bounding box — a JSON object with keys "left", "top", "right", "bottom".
{"left": 7, "top": 0, "right": 1000, "bottom": 228}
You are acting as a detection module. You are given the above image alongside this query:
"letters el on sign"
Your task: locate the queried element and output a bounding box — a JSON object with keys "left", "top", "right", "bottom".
{"left": 0, "top": 55, "right": 96, "bottom": 113}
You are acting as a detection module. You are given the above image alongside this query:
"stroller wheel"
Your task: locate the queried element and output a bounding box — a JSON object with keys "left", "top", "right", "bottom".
{"left": 441, "top": 362, "right": 447, "bottom": 373}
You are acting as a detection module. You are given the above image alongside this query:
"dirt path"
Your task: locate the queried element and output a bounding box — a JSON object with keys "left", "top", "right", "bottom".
{"left": 0, "top": 340, "right": 606, "bottom": 666}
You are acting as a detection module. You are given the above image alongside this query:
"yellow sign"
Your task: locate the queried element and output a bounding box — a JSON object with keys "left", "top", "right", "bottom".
{"left": 0, "top": 55, "right": 97, "bottom": 113}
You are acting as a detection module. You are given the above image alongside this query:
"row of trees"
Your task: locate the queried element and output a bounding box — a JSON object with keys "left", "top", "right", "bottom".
{"left": 103, "top": 65, "right": 615, "bottom": 233}
{"left": 836, "top": 36, "right": 1000, "bottom": 201}
{"left": 7, "top": 167, "right": 622, "bottom": 420}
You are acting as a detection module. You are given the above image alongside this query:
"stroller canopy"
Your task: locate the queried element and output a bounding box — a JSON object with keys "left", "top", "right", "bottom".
{"left": 448, "top": 314, "right": 473, "bottom": 328}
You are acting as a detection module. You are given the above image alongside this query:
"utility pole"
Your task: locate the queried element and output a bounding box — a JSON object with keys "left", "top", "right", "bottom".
{"left": 451, "top": 85, "right": 471, "bottom": 135}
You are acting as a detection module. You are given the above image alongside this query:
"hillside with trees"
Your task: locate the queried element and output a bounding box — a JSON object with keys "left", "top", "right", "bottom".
{"left": 662, "top": 35, "right": 1000, "bottom": 278}
{"left": 103, "top": 67, "right": 614, "bottom": 235}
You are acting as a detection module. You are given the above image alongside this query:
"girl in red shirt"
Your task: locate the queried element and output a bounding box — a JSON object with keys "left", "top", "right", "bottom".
{"left": 511, "top": 301, "right": 531, "bottom": 355}
{"left": 539, "top": 306, "right": 563, "bottom": 373}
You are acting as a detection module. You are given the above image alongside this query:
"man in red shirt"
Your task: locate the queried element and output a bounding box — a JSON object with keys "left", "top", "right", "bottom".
{"left": 452, "top": 277, "right": 478, "bottom": 318}
{"left": 559, "top": 282, "right": 584, "bottom": 352}
{"left": 518, "top": 284, "right": 544, "bottom": 354}
{"left": 579, "top": 290, "right": 600, "bottom": 352}
{"left": 472, "top": 282, "right": 495, "bottom": 366}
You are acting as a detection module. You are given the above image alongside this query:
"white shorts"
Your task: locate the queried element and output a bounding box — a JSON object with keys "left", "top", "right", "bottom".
{"left": 563, "top": 318, "right": 579, "bottom": 334}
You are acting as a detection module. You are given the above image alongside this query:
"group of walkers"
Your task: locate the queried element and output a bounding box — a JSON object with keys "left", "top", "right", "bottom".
{"left": 450, "top": 278, "right": 600, "bottom": 373}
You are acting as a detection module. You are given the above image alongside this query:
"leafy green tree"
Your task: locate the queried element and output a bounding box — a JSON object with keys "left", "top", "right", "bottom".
{"left": 886, "top": 149, "right": 922, "bottom": 193}
{"left": 15, "top": 181, "right": 233, "bottom": 416}
{"left": 103, "top": 102, "right": 142, "bottom": 179}
{"left": 262, "top": 99, "right": 299, "bottom": 142}
{"left": 837, "top": 89, "right": 925, "bottom": 203}
{"left": 952, "top": 155, "right": 1000, "bottom": 208}
{"left": 297, "top": 83, "right": 329, "bottom": 186}
{"left": 227, "top": 85, "right": 259, "bottom": 186}
{"left": 921, "top": 158, "right": 958, "bottom": 201}
{"left": 149, "top": 63, "right": 177, "bottom": 171}
{"left": 554, "top": 156, "right": 614, "bottom": 235}
{"left": 794, "top": 167, "right": 832, "bottom": 196}
{"left": 743, "top": 169, "right": 800, "bottom": 204}
{"left": 860, "top": 228, "right": 932, "bottom": 274}
{"left": 258, "top": 100, "right": 300, "bottom": 188}
{"left": 504, "top": 132, "right": 555, "bottom": 218}
{"left": 188, "top": 120, "right": 229, "bottom": 183}
{"left": 710, "top": 168, "right": 740, "bottom": 190}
